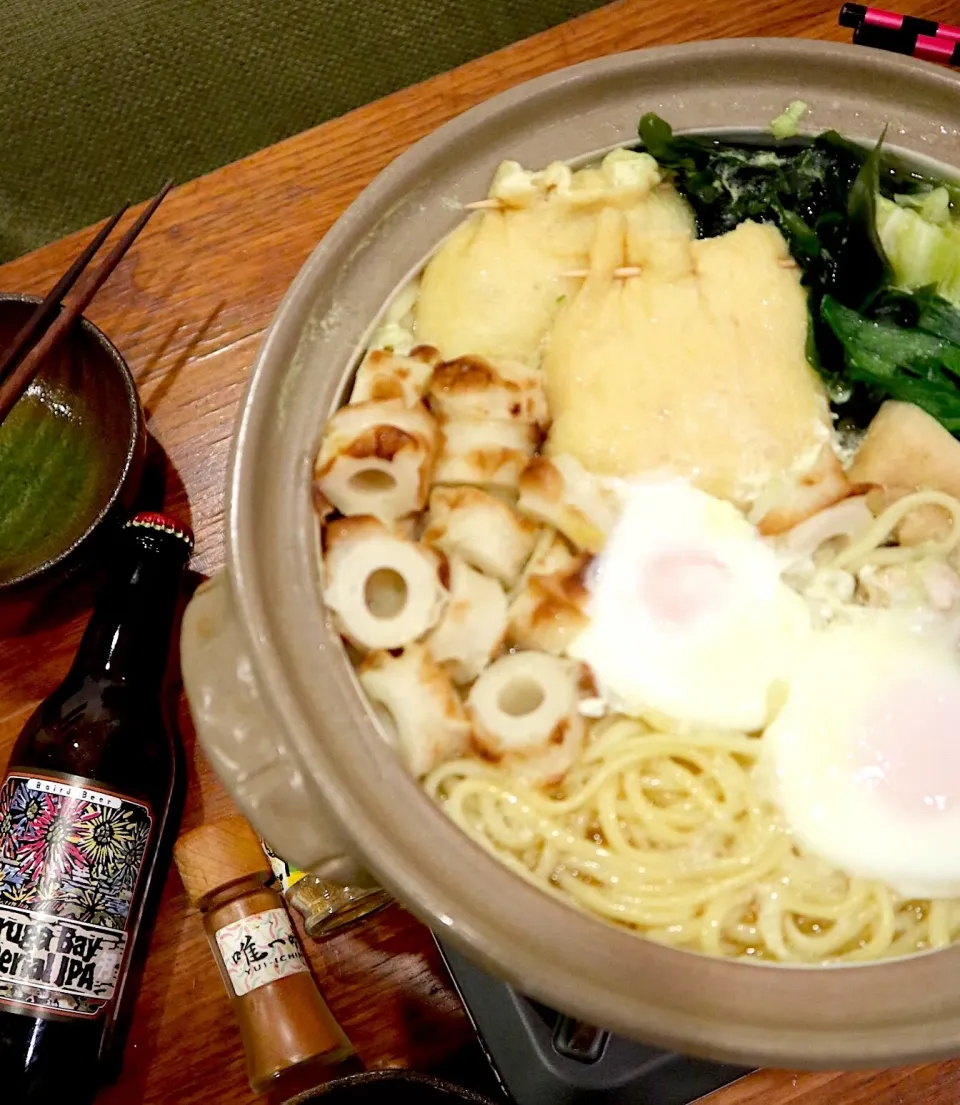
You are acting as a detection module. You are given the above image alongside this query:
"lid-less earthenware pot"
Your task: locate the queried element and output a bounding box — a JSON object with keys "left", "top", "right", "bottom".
{"left": 181, "top": 40, "right": 960, "bottom": 1069}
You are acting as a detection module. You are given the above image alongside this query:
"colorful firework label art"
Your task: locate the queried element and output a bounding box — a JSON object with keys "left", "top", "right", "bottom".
{"left": 0, "top": 772, "right": 153, "bottom": 1019}
{"left": 215, "top": 907, "right": 309, "bottom": 997}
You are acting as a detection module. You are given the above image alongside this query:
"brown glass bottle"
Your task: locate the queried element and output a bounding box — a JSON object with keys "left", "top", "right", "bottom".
{"left": 175, "top": 818, "right": 360, "bottom": 1096}
{"left": 0, "top": 513, "right": 193, "bottom": 1104}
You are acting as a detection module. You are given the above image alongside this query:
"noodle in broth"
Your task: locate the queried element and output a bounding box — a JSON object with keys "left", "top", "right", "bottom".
{"left": 315, "top": 132, "right": 960, "bottom": 967}
{"left": 425, "top": 491, "right": 960, "bottom": 964}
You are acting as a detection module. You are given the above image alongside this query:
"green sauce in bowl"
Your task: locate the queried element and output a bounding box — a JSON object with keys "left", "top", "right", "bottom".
{"left": 0, "top": 295, "right": 143, "bottom": 590}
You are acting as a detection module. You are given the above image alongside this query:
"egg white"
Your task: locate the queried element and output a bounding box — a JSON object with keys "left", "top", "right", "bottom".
{"left": 764, "top": 614, "right": 960, "bottom": 899}
{"left": 570, "top": 479, "right": 810, "bottom": 732}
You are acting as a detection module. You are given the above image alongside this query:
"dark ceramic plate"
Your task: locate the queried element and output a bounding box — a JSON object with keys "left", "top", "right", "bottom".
{"left": 285, "top": 1070, "right": 502, "bottom": 1104}
{"left": 0, "top": 293, "right": 144, "bottom": 593}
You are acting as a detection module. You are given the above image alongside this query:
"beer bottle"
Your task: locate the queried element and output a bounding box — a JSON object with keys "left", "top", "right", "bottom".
{"left": 0, "top": 512, "right": 193, "bottom": 1103}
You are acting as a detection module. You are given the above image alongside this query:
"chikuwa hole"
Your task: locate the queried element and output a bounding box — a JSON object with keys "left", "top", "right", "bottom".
{"left": 497, "top": 677, "right": 545, "bottom": 717}
{"left": 349, "top": 468, "right": 397, "bottom": 493}
{"left": 364, "top": 568, "right": 408, "bottom": 618}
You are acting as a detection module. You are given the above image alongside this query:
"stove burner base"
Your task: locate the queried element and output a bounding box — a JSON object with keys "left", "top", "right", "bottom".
{"left": 437, "top": 941, "right": 751, "bottom": 1105}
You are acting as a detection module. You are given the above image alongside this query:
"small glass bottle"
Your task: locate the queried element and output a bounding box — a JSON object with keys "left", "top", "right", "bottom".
{"left": 174, "top": 817, "right": 358, "bottom": 1095}
{"left": 260, "top": 841, "right": 391, "bottom": 939}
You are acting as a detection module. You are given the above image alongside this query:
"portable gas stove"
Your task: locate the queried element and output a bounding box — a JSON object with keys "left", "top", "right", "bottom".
{"left": 437, "top": 940, "right": 751, "bottom": 1105}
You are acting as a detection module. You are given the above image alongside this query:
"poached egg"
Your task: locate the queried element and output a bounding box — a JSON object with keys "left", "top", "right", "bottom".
{"left": 764, "top": 614, "right": 960, "bottom": 899}
{"left": 570, "top": 478, "right": 810, "bottom": 731}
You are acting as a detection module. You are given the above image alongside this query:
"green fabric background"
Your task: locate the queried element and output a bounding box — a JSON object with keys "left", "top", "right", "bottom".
{"left": 0, "top": 0, "right": 608, "bottom": 263}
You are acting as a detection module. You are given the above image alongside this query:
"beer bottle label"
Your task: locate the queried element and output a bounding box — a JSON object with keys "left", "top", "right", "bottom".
{"left": 0, "top": 771, "right": 153, "bottom": 1020}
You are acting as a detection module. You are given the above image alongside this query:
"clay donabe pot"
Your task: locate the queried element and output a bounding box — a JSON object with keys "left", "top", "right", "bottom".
{"left": 180, "top": 40, "right": 960, "bottom": 1069}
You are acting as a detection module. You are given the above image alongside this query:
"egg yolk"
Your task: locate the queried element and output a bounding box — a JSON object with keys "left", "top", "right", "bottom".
{"left": 855, "top": 677, "right": 960, "bottom": 817}
{"left": 641, "top": 548, "right": 731, "bottom": 626}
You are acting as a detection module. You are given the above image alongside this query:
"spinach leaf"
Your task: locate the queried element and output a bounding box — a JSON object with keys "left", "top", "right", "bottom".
{"left": 821, "top": 295, "right": 960, "bottom": 431}
{"left": 864, "top": 286, "right": 960, "bottom": 344}
{"left": 917, "top": 293, "right": 960, "bottom": 345}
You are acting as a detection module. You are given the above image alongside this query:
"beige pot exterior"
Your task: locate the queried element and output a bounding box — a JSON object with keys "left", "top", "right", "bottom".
{"left": 181, "top": 39, "right": 960, "bottom": 1068}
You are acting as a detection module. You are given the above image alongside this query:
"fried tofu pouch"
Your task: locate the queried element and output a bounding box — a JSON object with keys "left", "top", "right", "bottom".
{"left": 542, "top": 208, "right": 847, "bottom": 528}
{"left": 414, "top": 150, "right": 692, "bottom": 366}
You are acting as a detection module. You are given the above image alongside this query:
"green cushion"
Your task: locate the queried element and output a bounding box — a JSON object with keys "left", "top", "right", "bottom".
{"left": 0, "top": 0, "right": 608, "bottom": 263}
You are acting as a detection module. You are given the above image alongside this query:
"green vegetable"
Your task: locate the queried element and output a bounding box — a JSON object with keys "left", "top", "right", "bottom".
{"left": 894, "top": 187, "right": 952, "bottom": 224}
{"left": 866, "top": 285, "right": 960, "bottom": 344}
{"left": 876, "top": 192, "right": 960, "bottom": 304}
{"left": 822, "top": 294, "right": 960, "bottom": 430}
{"left": 917, "top": 291, "right": 960, "bottom": 345}
{"left": 876, "top": 152, "right": 960, "bottom": 209}
{"left": 637, "top": 113, "right": 887, "bottom": 310}
{"left": 770, "top": 100, "right": 809, "bottom": 140}
{"left": 638, "top": 111, "right": 960, "bottom": 436}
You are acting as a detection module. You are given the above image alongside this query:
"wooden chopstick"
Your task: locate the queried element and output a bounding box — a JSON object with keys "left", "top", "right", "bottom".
{"left": 0, "top": 203, "right": 129, "bottom": 390}
{"left": 0, "top": 180, "right": 173, "bottom": 428}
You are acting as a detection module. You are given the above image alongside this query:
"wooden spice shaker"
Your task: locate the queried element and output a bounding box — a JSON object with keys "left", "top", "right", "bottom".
{"left": 174, "top": 818, "right": 356, "bottom": 1094}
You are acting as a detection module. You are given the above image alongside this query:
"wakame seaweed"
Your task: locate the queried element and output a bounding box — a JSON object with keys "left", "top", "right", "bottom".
{"left": 638, "top": 113, "right": 960, "bottom": 433}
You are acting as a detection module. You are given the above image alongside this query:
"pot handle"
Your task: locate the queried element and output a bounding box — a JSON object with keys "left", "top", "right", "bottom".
{"left": 180, "top": 572, "right": 390, "bottom": 934}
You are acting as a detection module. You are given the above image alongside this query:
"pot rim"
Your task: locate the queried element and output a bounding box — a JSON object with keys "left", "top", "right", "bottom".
{"left": 224, "top": 38, "right": 960, "bottom": 1066}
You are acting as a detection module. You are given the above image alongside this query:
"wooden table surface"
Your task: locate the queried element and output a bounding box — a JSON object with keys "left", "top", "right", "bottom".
{"left": 4, "top": 1, "right": 960, "bottom": 1102}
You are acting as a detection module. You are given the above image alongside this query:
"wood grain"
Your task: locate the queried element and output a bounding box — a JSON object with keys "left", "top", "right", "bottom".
{"left": 3, "top": 1, "right": 960, "bottom": 1102}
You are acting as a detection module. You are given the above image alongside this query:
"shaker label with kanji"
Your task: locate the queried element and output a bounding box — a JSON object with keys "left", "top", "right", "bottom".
{"left": 0, "top": 772, "right": 153, "bottom": 1019}
{"left": 215, "top": 907, "right": 309, "bottom": 997}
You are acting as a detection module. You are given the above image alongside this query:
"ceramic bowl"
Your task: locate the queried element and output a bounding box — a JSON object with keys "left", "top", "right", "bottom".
{"left": 0, "top": 293, "right": 144, "bottom": 614}
{"left": 181, "top": 40, "right": 960, "bottom": 1068}
{"left": 285, "top": 1071, "right": 501, "bottom": 1104}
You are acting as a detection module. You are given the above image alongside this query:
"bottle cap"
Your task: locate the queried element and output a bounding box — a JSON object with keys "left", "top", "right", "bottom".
{"left": 126, "top": 512, "right": 195, "bottom": 552}
{"left": 174, "top": 817, "right": 274, "bottom": 908}
{"left": 261, "top": 839, "right": 308, "bottom": 893}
